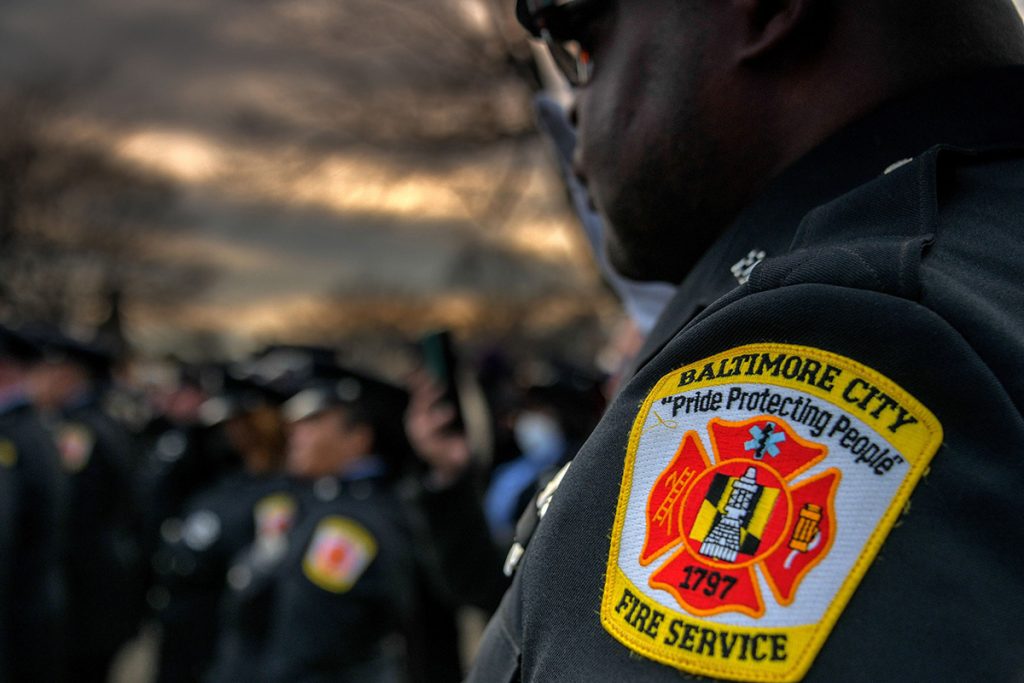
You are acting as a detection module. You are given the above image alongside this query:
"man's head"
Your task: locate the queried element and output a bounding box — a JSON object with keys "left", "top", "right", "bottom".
{"left": 26, "top": 331, "right": 112, "bottom": 411}
{"left": 29, "top": 357, "right": 95, "bottom": 411}
{"left": 197, "top": 372, "right": 288, "bottom": 474}
{"left": 285, "top": 403, "right": 374, "bottom": 479}
{"left": 520, "top": 0, "right": 1024, "bottom": 282}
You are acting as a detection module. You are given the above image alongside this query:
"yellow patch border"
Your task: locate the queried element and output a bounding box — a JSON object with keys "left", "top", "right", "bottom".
{"left": 601, "top": 343, "right": 943, "bottom": 682}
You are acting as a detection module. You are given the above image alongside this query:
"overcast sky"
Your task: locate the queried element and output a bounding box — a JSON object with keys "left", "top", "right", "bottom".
{"left": 0, "top": 0, "right": 613, "bottom": 355}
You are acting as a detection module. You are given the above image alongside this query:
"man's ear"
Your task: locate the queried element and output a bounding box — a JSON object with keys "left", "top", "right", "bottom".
{"left": 732, "top": 0, "right": 821, "bottom": 62}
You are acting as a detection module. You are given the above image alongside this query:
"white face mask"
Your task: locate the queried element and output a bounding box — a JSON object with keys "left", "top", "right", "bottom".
{"left": 513, "top": 411, "right": 565, "bottom": 461}
{"left": 534, "top": 94, "right": 677, "bottom": 336}
{"left": 570, "top": 175, "right": 677, "bottom": 335}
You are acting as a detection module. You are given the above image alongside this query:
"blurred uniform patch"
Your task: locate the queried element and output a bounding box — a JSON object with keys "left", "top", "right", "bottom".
{"left": 302, "top": 516, "right": 377, "bottom": 594}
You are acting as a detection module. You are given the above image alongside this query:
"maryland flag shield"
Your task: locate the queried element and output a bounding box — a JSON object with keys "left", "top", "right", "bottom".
{"left": 601, "top": 344, "right": 942, "bottom": 682}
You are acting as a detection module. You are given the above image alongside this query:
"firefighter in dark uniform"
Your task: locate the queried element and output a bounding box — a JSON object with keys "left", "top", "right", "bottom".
{"left": 469, "top": 1, "right": 1024, "bottom": 681}
{"left": 138, "top": 363, "right": 240, "bottom": 576}
{"left": 403, "top": 369, "right": 511, "bottom": 614}
{"left": 0, "top": 325, "right": 67, "bottom": 682}
{"left": 209, "top": 369, "right": 417, "bottom": 683}
{"left": 151, "top": 370, "right": 292, "bottom": 683}
{"left": 29, "top": 330, "right": 144, "bottom": 682}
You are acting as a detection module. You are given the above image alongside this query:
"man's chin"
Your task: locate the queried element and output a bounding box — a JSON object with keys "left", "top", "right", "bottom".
{"left": 606, "top": 235, "right": 673, "bottom": 283}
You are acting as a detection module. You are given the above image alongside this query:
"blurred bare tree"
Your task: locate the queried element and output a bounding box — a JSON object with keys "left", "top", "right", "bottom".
{"left": 247, "top": 0, "right": 537, "bottom": 145}
{"left": 230, "top": 0, "right": 544, "bottom": 228}
{"left": 0, "top": 79, "right": 215, "bottom": 342}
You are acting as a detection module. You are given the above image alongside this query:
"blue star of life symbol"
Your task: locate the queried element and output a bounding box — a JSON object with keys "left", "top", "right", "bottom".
{"left": 745, "top": 422, "right": 786, "bottom": 460}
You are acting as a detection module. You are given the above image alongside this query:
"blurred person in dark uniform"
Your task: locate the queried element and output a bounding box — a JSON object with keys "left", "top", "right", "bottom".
{"left": 469, "top": 1, "right": 1024, "bottom": 681}
{"left": 209, "top": 367, "right": 418, "bottom": 683}
{"left": 483, "top": 369, "right": 605, "bottom": 547}
{"left": 28, "top": 330, "right": 144, "bottom": 683}
{"left": 137, "top": 362, "right": 239, "bottom": 564}
{"left": 404, "top": 369, "right": 509, "bottom": 616}
{"left": 0, "top": 324, "right": 67, "bottom": 682}
{"left": 151, "top": 369, "right": 291, "bottom": 683}
{"left": 404, "top": 361, "right": 606, "bottom": 615}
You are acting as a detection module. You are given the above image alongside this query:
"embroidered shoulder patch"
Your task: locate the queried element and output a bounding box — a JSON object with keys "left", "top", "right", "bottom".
{"left": 0, "top": 438, "right": 17, "bottom": 468}
{"left": 601, "top": 343, "right": 942, "bottom": 682}
{"left": 302, "top": 516, "right": 377, "bottom": 593}
{"left": 254, "top": 493, "right": 297, "bottom": 540}
{"left": 58, "top": 423, "right": 94, "bottom": 473}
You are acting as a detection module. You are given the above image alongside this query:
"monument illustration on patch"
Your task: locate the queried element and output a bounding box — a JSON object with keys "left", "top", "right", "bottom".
{"left": 642, "top": 417, "right": 838, "bottom": 620}
{"left": 601, "top": 344, "right": 942, "bottom": 682}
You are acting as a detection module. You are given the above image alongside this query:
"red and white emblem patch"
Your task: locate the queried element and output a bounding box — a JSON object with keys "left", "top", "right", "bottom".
{"left": 58, "top": 423, "right": 94, "bottom": 473}
{"left": 602, "top": 344, "right": 942, "bottom": 681}
{"left": 642, "top": 418, "right": 839, "bottom": 619}
{"left": 302, "top": 515, "right": 377, "bottom": 593}
{"left": 254, "top": 493, "right": 297, "bottom": 540}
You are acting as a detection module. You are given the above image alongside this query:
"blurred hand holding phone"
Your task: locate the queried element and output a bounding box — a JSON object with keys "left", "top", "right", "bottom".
{"left": 405, "top": 331, "right": 472, "bottom": 488}
{"left": 418, "top": 330, "right": 465, "bottom": 433}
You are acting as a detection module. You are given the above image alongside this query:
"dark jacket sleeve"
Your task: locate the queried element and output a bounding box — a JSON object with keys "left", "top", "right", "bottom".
{"left": 415, "top": 468, "right": 510, "bottom": 612}
{"left": 0, "top": 453, "right": 18, "bottom": 679}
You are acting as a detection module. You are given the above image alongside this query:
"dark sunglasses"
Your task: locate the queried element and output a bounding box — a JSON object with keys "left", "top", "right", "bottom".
{"left": 516, "top": 0, "right": 610, "bottom": 86}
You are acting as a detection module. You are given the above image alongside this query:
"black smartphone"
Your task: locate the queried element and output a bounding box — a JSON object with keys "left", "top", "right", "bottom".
{"left": 418, "top": 330, "right": 465, "bottom": 433}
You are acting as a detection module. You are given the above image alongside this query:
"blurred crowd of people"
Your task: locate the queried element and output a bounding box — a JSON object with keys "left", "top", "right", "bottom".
{"left": 0, "top": 320, "right": 611, "bottom": 682}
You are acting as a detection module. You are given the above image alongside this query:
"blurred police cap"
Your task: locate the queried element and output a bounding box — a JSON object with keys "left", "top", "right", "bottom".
{"left": 0, "top": 322, "right": 43, "bottom": 364}
{"left": 21, "top": 324, "right": 117, "bottom": 378}
{"left": 197, "top": 365, "right": 288, "bottom": 427}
